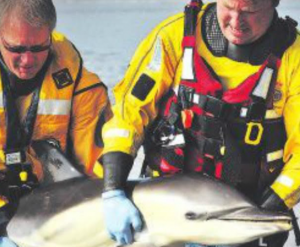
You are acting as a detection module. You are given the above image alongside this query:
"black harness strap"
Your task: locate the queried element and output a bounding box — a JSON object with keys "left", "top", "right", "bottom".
{"left": 291, "top": 209, "right": 300, "bottom": 246}
{"left": 2, "top": 54, "right": 52, "bottom": 151}
{"left": 184, "top": 0, "right": 203, "bottom": 37}
{"left": 0, "top": 54, "right": 52, "bottom": 202}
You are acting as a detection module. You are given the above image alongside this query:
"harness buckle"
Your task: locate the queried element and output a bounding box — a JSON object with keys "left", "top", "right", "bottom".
{"left": 179, "top": 86, "right": 194, "bottom": 109}
{"left": 245, "top": 101, "right": 266, "bottom": 121}
{"left": 19, "top": 171, "right": 28, "bottom": 182}
{"left": 244, "top": 122, "right": 264, "bottom": 145}
{"left": 182, "top": 109, "right": 194, "bottom": 129}
{"left": 152, "top": 120, "right": 176, "bottom": 145}
{"left": 204, "top": 95, "right": 230, "bottom": 119}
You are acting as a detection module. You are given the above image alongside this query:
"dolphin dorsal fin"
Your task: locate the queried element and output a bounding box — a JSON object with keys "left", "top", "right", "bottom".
{"left": 31, "top": 139, "right": 84, "bottom": 186}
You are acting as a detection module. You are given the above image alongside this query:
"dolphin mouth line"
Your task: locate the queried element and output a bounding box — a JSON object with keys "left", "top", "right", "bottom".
{"left": 218, "top": 218, "right": 292, "bottom": 223}
{"left": 186, "top": 207, "right": 292, "bottom": 224}
{"left": 216, "top": 207, "right": 292, "bottom": 224}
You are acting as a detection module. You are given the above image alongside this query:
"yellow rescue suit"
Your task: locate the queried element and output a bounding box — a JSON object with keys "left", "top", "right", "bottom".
{"left": 103, "top": 4, "right": 300, "bottom": 208}
{"left": 0, "top": 31, "right": 110, "bottom": 201}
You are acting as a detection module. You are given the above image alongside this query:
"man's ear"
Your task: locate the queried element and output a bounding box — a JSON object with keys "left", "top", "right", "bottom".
{"left": 273, "top": 0, "right": 279, "bottom": 7}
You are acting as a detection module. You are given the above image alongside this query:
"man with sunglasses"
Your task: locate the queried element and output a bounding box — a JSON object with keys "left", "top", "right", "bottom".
{"left": 0, "top": 0, "right": 111, "bottom": 246}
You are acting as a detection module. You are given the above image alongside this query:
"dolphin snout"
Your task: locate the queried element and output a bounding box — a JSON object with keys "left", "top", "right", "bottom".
{"left": 216, "top": 206, "right": 292, "bottom": 233}
{"left": 218, "top": 207, "right": 291, "bottom": 223}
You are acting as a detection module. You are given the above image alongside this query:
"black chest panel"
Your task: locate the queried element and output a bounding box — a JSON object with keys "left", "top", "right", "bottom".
{"left": 143, "top": 1, "right": 297, "bottom": 201}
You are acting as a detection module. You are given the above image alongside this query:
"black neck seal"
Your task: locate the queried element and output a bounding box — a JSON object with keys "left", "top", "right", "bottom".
{"left": 202, "top": 4, "right": 298, "bottom": 65}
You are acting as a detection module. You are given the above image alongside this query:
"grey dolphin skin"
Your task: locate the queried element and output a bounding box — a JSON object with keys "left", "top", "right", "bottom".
{"left": 7, "top": 140, "right": 292, "bottom": 247}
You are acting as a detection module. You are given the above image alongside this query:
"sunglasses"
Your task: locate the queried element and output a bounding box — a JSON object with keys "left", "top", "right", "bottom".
{"left": 1, "top": 36, "right": 52, "bottom": 54}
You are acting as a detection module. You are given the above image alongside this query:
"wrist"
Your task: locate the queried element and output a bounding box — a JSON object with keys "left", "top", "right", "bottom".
{"left": 260, "top": 187, "right": 288, "bottom": 211}
{"left": 102, "top": 152, "right": 134, "bottom": 191}
{"left": 102, "top": 189, "right": 125, "bottom": 199}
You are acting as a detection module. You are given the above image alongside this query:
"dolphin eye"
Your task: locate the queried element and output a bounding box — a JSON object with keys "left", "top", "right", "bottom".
{"left": 185, "top": 212, "right": 198, "bottom": 220}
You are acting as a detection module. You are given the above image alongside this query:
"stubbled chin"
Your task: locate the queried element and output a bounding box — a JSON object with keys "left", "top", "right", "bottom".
{"left": 221, "top": 27, "right": 251, "bottom": 45}
{"left": 16, "top": 72, "right": 36, "bottom": 80}
{"left": 230, "top": 38, "right": 247, "bottom": 45}
{"left": 226, "top": 33, "right": 250, "bottom": 45}
{"left": 16, "top": 68, "right": 37, "bottom": 80}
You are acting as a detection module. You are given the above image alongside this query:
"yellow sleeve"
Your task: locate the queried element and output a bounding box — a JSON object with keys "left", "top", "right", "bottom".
{"left": 271, "top": 35, "right": 300, "bottom": 208}
{"left": 70, "top": 67, "right": 111, "bottom": 176}
{"left": 102, "top": 13, "right": 184, "bottom": 157}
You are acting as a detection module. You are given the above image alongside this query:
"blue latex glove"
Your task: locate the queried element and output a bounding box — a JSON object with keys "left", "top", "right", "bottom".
{"left": 102, "top": 190, "right": 142, "bottom": 245}
{"left": 0, "top": 237, "right": 17, "bottom": 247}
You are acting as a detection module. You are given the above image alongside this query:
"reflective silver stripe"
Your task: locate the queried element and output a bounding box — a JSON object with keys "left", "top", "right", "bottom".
{"left": 103, "top": 128, "right": 130, "bottom": 138}
{"left": 0, "top": 92, "right": 3, "bottom": 108}
{"left": 240, "top": 107, "right": 248, "bottom": 118}
{"left": 173, "top": 85, "right": 179, "bottom": 95}
{"left": 265, "top": 110, "right": 281, "bottom": 119}
{"left": 38, "top": 99, "right": 71, "bottom": 115}
{"left": 148, "top": 37, "right": 162, "bottom": 72}
{"left": 193, "top": 94, "right": 200, "bottom": 105}
{"left": 275, "top": 175, "right": 294, "bottom": 188}
{"left": 181, "top": 47, "right": 195, "bottom": 80}
{"left": 267, "top": 149, "right": 283, "bottom": 162}
{"left": 252, "top": 67, "right": 274, "bottom": 100}
{"left": 163, "top": 133, "right": 185, "bottom": 147}
{"left": 240, "top": 108, "right": 280, "bottom": 119}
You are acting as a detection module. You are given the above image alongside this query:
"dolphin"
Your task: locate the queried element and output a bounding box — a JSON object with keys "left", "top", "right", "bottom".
{"left": 7, "top": 140, "right": 292, "bottom": 247}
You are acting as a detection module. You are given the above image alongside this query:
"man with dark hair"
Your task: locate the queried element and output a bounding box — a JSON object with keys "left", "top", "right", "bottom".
{"left": 0, "top": 0, "right": 111, "bottom": 246}
{"left": 101, "top": 0, "right": 300, "bottom": 246}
